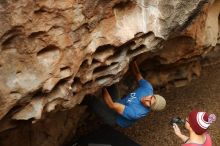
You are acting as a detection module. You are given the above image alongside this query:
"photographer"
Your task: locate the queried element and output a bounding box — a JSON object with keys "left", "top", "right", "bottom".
{"left": 172, "top": 110, "right": 216, "bottom": 146}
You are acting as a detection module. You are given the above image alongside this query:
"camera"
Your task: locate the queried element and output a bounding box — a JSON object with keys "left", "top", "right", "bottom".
{"left": 170, "top": 117, "right": 185, "bottom": 126}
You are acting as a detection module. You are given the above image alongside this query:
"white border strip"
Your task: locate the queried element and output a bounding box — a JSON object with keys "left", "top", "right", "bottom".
{"left": 197, "top": 112, "right": 210, "bottom": 129}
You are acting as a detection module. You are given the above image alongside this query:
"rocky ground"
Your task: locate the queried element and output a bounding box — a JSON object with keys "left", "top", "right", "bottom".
{"left": 73, "top": 62, "right": 220, "bottom": 146}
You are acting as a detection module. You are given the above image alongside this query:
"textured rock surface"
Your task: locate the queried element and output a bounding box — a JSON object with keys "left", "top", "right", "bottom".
{"left": 0, "top": 0, "right": 219, "bottom": 146}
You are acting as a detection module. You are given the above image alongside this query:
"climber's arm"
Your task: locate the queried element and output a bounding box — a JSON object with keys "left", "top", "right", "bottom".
{"left": 102, "top": 88, "right": 125, "bottom": 115}
{"left": 131, "top": 61, "right": 143, "bottom": 81}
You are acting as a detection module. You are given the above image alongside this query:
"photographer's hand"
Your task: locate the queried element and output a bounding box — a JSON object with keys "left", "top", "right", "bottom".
{"left": 173, "top": 123, "right": 189, "bottom": 143}
{"left": 173, "top": 123, "right": 181, "bottom": 136}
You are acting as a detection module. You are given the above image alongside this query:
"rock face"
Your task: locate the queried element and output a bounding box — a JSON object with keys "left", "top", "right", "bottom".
{"left": 0, "top": 105, "right": 87, "bottom": 146}
{"left": 0, "top": 0, "right": 219, "bottom": 145}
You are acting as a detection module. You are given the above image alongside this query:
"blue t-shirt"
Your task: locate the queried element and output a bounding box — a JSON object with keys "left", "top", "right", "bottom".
{"left": 116, "top": 79, "right": 153, "bottom": 128}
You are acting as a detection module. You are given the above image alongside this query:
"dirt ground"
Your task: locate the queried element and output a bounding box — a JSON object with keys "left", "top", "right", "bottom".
{"left": 74, "top": 63, "right": 220, "bottom": 146}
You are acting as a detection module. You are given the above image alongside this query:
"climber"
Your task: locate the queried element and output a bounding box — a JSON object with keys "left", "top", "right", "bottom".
{"left": 172, "top": 110, "right": 216, "bottom": 146}
{"left": 90, "top": 61, "right": 166, "bottom": 128}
